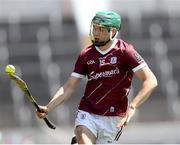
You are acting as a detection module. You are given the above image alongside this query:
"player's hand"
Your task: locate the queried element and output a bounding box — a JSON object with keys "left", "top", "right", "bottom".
{"left": 36, "top": 105, "right": 49, "bottom": 119}
{"left": 117, "top": 106, "right": 136, "bottom": 128}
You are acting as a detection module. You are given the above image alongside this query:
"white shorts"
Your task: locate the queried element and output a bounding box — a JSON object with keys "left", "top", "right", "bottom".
{"left": 75, "top": 110, "right": 122, "bottom": 144}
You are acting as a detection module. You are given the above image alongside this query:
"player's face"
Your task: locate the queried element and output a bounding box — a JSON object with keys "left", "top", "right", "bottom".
{"left": 91, "top": 24, "right": 110, "bottom": 43}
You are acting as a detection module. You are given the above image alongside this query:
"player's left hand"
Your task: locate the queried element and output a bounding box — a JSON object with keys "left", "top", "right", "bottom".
{"left": 117, "top": 106, "right": 136, "bottom": 128}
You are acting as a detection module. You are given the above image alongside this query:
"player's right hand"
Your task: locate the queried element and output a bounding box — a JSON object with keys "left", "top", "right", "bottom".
{"left": 36, "top": 105, "right": 48, "bottom": 119}
{"left": 117, "top": 105, "right": 136, "bottom": 128}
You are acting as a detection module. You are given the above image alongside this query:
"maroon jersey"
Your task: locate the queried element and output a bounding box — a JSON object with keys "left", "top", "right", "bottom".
{"left": 71, "top": 39, "right": 147, "bottom": 116}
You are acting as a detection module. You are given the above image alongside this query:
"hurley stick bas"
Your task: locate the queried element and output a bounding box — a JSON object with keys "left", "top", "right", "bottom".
{"left": 5, "top": 65, "right": 56, "bottom": 129}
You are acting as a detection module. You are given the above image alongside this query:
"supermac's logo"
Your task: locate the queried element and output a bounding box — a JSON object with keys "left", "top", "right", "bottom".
{"left": 88, "top": 67, "right": 120, "bottom": 80}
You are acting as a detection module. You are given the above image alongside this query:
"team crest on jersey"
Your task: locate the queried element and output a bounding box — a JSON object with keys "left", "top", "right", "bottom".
{"left": 110, "top": 106, "right": 115, "bottom": 112}
{"left": 110, "top": 57, "right": 117, "bottom": 64}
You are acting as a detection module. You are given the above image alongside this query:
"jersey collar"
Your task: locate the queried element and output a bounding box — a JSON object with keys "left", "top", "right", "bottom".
{"left": 95, "top": 39, "right": 118, "bottom": 55}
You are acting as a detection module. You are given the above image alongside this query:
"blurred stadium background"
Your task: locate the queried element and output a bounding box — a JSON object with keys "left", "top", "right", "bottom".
{"left": 0, "top": 0, "right": 180, "bottom": 144}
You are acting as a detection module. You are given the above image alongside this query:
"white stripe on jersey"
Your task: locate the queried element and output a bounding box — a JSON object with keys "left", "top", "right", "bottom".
{"left": 71, "top": 72, "right": 85, "bottom": 78}
{"left": 95, "top": 71, "right": 128, "bottom": 105}
{"left": 132, "top": 62, "right": 147, "bottom": 72}
{"left": 86, "top": 83, "right": 103, "bottom": 99}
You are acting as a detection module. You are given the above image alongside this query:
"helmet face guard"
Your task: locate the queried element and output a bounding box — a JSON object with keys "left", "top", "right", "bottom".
{"left": 89, "top": 23, "right": 118, "bottom": 47}
{"left": 90, "top": 11, "right": 121, "bottom": 47}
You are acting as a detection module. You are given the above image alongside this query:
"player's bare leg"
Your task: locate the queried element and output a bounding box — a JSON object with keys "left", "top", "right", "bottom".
{"left": 75, "top": 125, "right": 96, "bottom": 144}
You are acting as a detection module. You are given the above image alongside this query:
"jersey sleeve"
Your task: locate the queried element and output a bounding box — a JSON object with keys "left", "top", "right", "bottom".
{"left": 71, "top": 52, "right": 87, "bottom": 78}
{"left": 124, "top": 44, "right": 147, "bottom": 72}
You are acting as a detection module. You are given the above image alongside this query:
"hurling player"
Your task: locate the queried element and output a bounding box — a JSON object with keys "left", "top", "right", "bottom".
{"left": 36, "top": 11, "right": 158, "bottom": 144}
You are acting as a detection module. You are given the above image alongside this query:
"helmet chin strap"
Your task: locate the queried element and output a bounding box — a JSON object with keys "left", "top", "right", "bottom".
{"left": 110, "top": 30, "right": 119, "bottom": 41}
{"left": 90, "top": 29, "right": 119, "bottom": 47}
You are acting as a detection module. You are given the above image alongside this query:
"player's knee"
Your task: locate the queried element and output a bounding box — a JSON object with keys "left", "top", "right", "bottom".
{"left": 75, "top": 126, "right": 84, "bottom": 143}
{"left": 75, "top": 125, "right": 95, "bottom": 144}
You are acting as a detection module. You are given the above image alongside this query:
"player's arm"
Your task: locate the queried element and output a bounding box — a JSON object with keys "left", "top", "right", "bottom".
{"left": 48, "top": 76, "right": 81, "bottom": 111}
{"left": 36, "top": 76, "right": 81, "bottom": 118}
{"left": 118, "top": 66, "right": 158, "bottom": 127}
{"left": 130, "top": 65, "right": 158, "bottom": 108}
